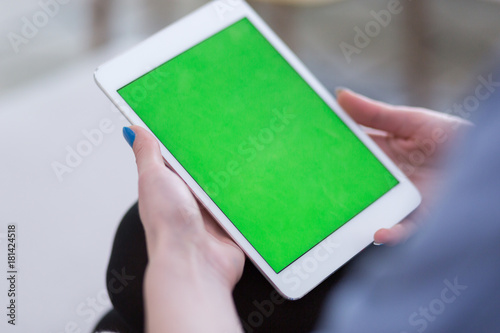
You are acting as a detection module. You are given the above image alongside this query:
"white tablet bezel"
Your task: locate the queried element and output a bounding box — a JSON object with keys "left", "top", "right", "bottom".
{"left": 95, "top": 0, "right": 421, "bottom": 299}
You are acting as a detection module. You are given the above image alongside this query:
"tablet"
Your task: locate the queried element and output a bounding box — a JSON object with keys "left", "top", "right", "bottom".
{"left": 95, "top": 0, "right": 421, "bottom": 299}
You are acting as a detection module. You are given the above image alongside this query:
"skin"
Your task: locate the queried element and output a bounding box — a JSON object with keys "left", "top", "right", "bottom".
{"left": 336, "top": 90, "right": 470, "bottom": 244}
{"left": 128, "top": 90, "right": 470, "bottom": 333}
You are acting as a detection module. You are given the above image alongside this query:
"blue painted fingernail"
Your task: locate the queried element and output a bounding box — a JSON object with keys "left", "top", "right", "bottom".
{"left": 123, "top": 127, "right": 135, "bottom": 148}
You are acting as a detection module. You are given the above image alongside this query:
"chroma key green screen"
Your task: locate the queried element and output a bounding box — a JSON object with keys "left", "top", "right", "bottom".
{"left": 118, "top": 18, "right": 398, "bottom": 273}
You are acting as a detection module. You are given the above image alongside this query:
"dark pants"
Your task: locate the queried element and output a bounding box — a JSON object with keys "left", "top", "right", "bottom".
{"left": 94, "top": 202, "right": 356, "bottom": 333}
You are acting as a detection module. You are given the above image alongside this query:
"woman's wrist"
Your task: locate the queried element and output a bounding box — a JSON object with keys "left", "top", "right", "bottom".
{"left": 144, "top": 245, "right": 243, "bottom": 333}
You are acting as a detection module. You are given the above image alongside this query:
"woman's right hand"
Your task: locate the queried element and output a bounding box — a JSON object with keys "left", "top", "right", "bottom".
{"left": 337, "top": 89, "right": 472, "bottom": 245}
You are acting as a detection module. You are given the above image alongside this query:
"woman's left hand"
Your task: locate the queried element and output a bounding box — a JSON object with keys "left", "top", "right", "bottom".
{"left": 127, "top": 125, "right": 245, "bottom": 333}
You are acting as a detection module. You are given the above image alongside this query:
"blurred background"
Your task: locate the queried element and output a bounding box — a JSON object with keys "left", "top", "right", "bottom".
{"left": 0, "top": 1, "right": 499, "bottom": 332}
{"left": 2, "top": 0, "right": 500, "bottom": 108}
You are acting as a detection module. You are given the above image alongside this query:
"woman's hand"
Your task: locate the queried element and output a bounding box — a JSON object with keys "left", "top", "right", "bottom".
{"left": 125, "top": 89, "right": 470, "bottom": 333}
{"left": 337, "top": 89, "right": 471, "bottom": 245}
{"left": 127, "top": 126, "right": 245, "bottom": 333}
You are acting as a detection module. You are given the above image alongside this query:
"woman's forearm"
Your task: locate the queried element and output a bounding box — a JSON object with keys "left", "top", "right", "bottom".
{"left": 143, "top": 240, "right": 243, "bottom": 333}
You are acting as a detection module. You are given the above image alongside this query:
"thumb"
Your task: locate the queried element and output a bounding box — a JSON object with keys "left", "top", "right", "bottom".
{"left": 125, "top": 125, "right": 166, "bottom": 176}
{"left": 123, "top": 125, "right": 201, "bottom": 242}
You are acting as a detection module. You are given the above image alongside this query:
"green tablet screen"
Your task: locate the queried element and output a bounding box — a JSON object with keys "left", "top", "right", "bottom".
{"left": 118, "top": 18, "right": 398, "bottom": 273}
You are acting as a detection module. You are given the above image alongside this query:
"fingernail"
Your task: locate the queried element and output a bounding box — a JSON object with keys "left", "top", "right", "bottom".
{"left": 123, "top": 127, "right": 136, "bottom": 148}
{"left": 335, "top": 86, "right": 349, "bottom": 97}
{"left": 373, "top": 242, "right": 384, "bottom": 246}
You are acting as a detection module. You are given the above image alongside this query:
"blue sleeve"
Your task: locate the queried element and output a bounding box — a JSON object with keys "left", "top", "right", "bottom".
{"left": 314, "top": 70, "right": 500, "bottom": 333}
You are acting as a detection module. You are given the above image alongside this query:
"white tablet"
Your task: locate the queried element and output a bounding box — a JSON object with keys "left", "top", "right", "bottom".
{"left": 95, "top": 0, "right": 421, "bottom": 299}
